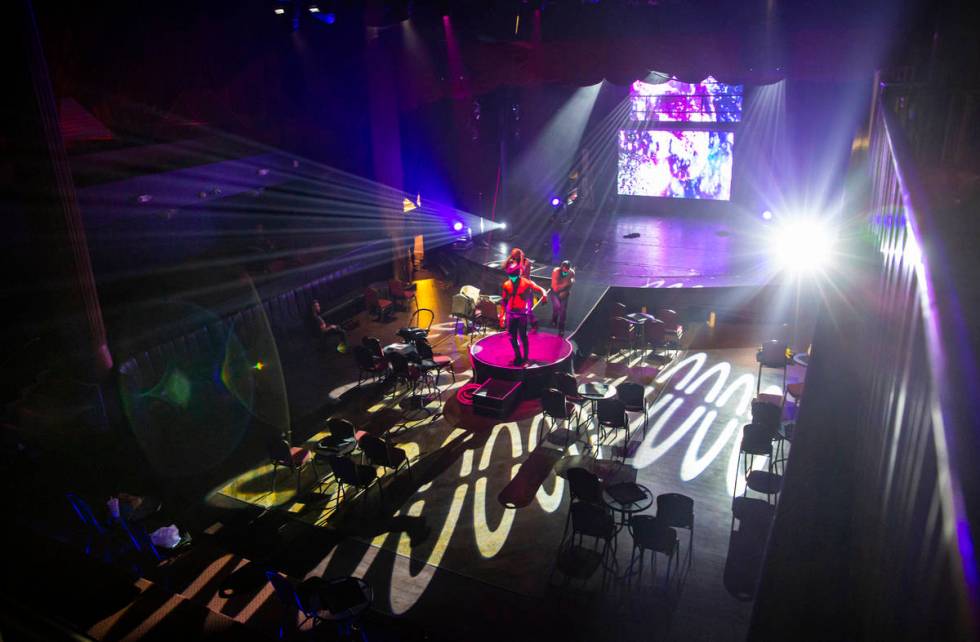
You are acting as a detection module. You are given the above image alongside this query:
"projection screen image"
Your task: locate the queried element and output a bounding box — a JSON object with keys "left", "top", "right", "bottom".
{"left": 617, "top": 129, "right": 734, "bottom": 200}
{"left": 630, "top": 76, "right": 743, "bottom": 123}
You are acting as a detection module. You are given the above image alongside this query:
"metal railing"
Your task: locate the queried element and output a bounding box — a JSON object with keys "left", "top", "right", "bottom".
{"left": 749, "top": 93, "right": 978, "bottom": 641}
{"left": 855, "top": 99, "right": 979, "bottom": 638}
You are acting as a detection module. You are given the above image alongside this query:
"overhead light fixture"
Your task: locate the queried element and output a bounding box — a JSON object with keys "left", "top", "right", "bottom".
{"left": 136, "top": 194, "right": 153, "bottom": 204}
{"left": 308, "top": 4, "right": 320, "bottom": 12}
{"left": 274, "top": 7, "right": 286, "bottom": 15}
{"left": 453, "top": 221, "right": 464, "bottom": 232}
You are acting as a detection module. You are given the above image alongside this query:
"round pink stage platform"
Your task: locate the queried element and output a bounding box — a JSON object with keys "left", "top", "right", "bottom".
{"left": 469, "top": 332, "right": 575, "bottom": 398}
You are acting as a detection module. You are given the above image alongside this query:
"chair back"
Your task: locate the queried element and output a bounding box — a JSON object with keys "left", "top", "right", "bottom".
{"left": 353, "top": 345, "right": 377, "bottom": 370}
{"left": 741, "top": 423, "right": 774, "bottom": 454}
{"left": 409, "top": 308, "right": 434, "bottom": 331}
{"left": 616, "top": 382, "right": 646, "bottom": 409}
{"left": 358, "top": 434, "right": 392, "bottom": 466}
{"left": 656, "top": 493, "right": 694, "bottom": 529}
{"left": 327, "top": 455, "right": 360, "bottom": 486}
{"left": 571, "top": 501, "right": 615, "bottom": 540}
{"left": 631, "top": 515, "right": 678, "bottom": 554}
{"left": 451, "top": 294, "right": 474, "bottom": 317}
{"left": 267, "top": 438, "right": 295, "bottom": 469}
{"left": 541, "top": 388, "right": 569, "bottom": 419}
{"left": 387, "top": 351, "right": 414, "bottom": 378}
{"left": 758, "top": 340, "right": 788, "bottom": 367}
{"left": 66, "top": 493, "right": 106, "bottom": 534}
{"left": 751, "top": 400, "right": 782, "bottom": 432}
{"left": 597, "top": 397, "right": 627, "bottom": 427}
{"left": 644, "top": 322, "right": 666, "bottom": 345}
{"left": 459, "top": 285, "right": 480, "bottom": 303}
{"left": 364, "top": 287, "right": 380, "bottom": 310}
{"left": 388, "top": 279, "right": 406, "bottom": 297}
{"left": 476, "top": 299, "right": 498, "bottom": 321}
{"left": 414, "top": 339, "right": 435, "bottom": 360}
{"left": 657, "top": 308, "right": 680, "bottom": 328}
{"left": 362, "top": 337, "right": 383, "bottom": 359}
{"left": 553, "top": 372, "right": 580, "bottom": 399}
{"left": 327, "top": 418, "right": 356, "bottom": 440}
{"left": 610, "top": 317, "right": 632, "bottom": 340}
{"left": 265, "top": 571, "right": 304, "bottom": 612}
{"left": 567, "top": 467, "right": 603, "bottom": 504}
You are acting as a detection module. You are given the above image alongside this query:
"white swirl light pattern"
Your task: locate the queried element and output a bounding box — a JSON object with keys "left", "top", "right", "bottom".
{"left": 311, "top": 351, "right": 772, "bottom": 613}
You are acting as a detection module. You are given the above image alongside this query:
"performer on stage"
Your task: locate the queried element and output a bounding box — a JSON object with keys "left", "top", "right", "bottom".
{"left": 501, "top": 249, "right": 548, "bottom": 366}
{"left": 550, "top": 260, "right": 575, "bottom": 336}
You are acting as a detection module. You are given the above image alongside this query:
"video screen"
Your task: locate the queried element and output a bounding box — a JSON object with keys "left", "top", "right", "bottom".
{"left": 630, "top": 76, "right": 742, "bottom": 123}
{"left": 617, "top": 129, "right": 734, "bottom": 200}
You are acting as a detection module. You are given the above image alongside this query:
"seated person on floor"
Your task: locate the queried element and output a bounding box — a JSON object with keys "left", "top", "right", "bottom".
{"left": 311, "top": 299, "right": 348, "bottom": 353}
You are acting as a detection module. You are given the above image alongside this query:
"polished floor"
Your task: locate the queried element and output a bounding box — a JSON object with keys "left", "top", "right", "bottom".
{"left": 478, "top": 213, "right": 779, "bottom": 288}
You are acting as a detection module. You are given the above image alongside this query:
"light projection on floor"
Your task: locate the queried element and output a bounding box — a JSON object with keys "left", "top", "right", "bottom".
{"left": 295, "top": 350, "right": 776, "bottom": 615}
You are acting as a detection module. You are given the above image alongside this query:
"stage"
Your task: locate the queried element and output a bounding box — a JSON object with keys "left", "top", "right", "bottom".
{"left": 473, "top": 213, "right": 779, "bottom": 289}
{"left": 470, "top": 331, "right": 575, "bottom": 397}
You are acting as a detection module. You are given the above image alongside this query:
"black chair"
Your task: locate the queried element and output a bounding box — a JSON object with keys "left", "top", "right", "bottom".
{"left": 358, "top": 434, "right": 411, "bottom": 480}
{"left": 266, "top": 438, "right": 315, "bottom": 498}
{"left": 607, "top": 317, "right": 636, "bottom": 361}
{"left": 627, "top": 515, "right": 679, "bottom": 591}
{"left": 539, "top": 388, "right": 580, "bottom": 448}
{"left": 353, "top": 345, "right": 387, "bottom": 387}
{"left": 415, "top": 338, "right": 455, "bottom": 385}
{"left": 656, "top": 308, "right": 683, "bottom": 355}
{"left": 316, "top": 418, "right": 358, "bottom": 458}
{"left": 326, "top": 455, "right": 380, "bottom": 504}
{"left": 573, "top": 501, "right": 617, "bottom": 576}
{"left": 561, "top": 467, "right": 606, "bottom": 544}
{"left": 596, "top": 397, "right": 630, "bottom": 459}
{"left": 401, "top": 308, "right": 434, "bottom": 341}
{"left": 362, "top": 336, "right": 384, "bottom": 361}
{"left": 643, "top": 321, "right": 669, "bottom": 360}
{"left": 617, "top": 382, "right": 648, "bottom": 438}
{"left": 656, "top": 493, "right": 695, "bottom": 567}
{"left": 756, "top": 340, "right": 788, "bottom": 394}
{"left": 265, "top": 570, "right": 321, "bottom": 638}
{"left": 387, "top": 351, "right": 432, "bottom": 398}
{"left": 735, "top": 424, "right": 782, "bottom": 505}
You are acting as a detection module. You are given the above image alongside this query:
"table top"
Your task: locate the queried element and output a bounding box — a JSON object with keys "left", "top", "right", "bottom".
{"left": 603, "top": 482, "right": 654, "bottom": 514}
{"left": 577, "top": 382, "right": 617, "bottom": 400}
{"left": 303, "top": 576, "right": 373, "bottom": 621}
{"left": 554, "top": 455, "right": 637, "bottom": 486}
{"left": 625, "top": 312, "right": 662, "bottom": 324}
{"left": 383, "top": 342, "right": 417, "bottom": 356}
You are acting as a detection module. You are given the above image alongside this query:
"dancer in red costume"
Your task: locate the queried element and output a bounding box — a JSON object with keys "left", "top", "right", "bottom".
{"left": 500, "top": 248, "right": 548, "bottom": 366}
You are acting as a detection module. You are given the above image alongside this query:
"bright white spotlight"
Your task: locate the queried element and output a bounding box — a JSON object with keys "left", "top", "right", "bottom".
{"left": 550, "top": 197, "right": 561, "bottom": 208}
{"left": 274, "top": 7, "right": 286, "bottom": 15}
{"left": 308, "top": 4, "right": 320, "bottom": 12}
{"left": 772, "top": 218, "right": 836, "bottom": 272}
{"left": 452, "top": 221, "right": 464, "bottom": 232}
{"left": 761, "top": 210, "right": 773, "bottom": 221}
{"left": 499, "top": 222, "right": 507, "bottom": 230}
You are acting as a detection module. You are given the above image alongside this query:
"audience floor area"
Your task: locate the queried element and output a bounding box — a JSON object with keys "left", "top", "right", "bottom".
{"left": 8, "top": 275, "right": 807, "bottom": 641}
